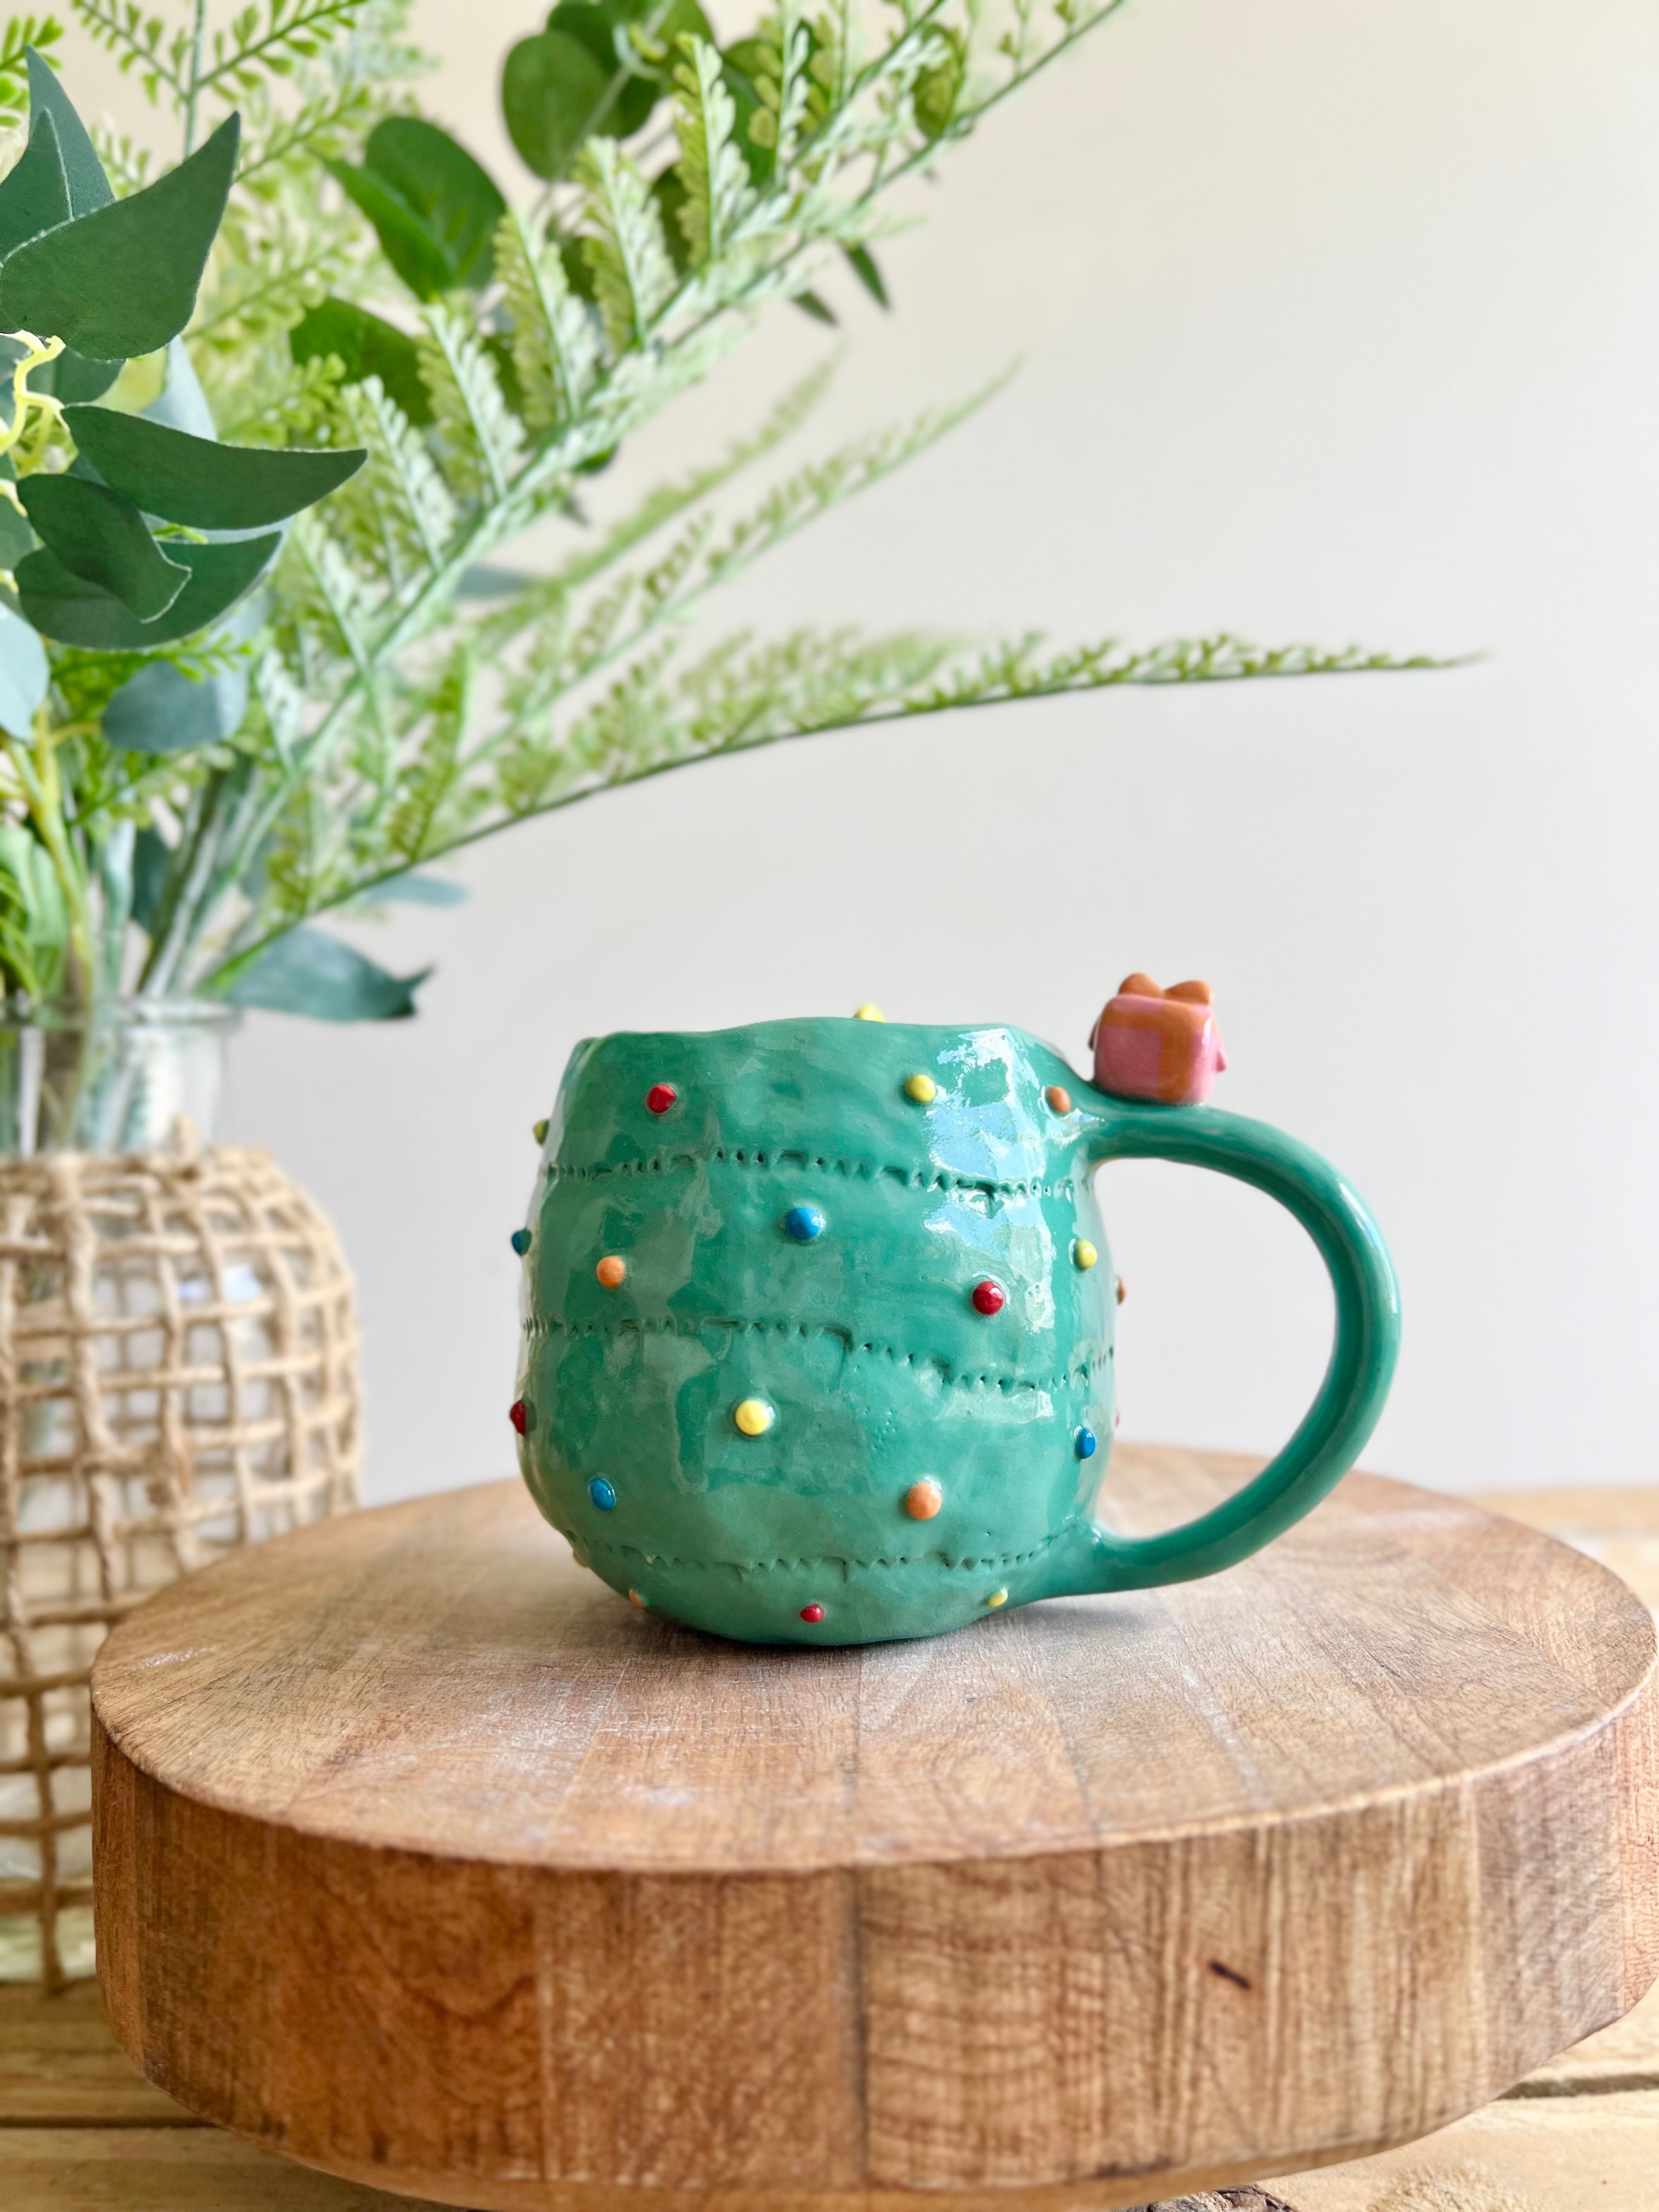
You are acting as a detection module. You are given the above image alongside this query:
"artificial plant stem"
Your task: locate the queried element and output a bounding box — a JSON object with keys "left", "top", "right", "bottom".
{"left": 182, "top": 0, "right": 210, "bottom": 157}
{"left": 10, "top": 722, "right": 95, "bottom": 998}
{"left": 137, "top": 774, "right": 228, "bottom": 994}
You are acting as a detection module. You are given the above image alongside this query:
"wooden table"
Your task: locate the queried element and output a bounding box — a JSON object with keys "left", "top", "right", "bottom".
{"left": 4, "top": 1475, "right": 1657, "bottom": 2212}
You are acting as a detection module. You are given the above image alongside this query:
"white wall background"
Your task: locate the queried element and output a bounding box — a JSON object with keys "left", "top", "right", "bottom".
{"left": 92, "top": 0, "right": 1659, "bottom": 1499}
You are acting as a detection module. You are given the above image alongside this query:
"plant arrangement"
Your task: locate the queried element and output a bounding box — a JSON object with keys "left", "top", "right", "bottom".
{"left": 0, "top": 0, "right": 1427, "bottom": 1136}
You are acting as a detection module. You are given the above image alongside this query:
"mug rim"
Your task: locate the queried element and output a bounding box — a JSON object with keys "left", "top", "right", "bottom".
{"left": 572, "top": 1014, "right": 1071, "bottom": 1054}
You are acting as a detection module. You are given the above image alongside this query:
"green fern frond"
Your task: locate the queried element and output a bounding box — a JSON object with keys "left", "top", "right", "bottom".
{"left": 195, "top": 0, "right": 370, "bottom": 102}
{"left": 495, "top": 211, "right": 601, "bottom": 435}
{"left": 575, "top": 138, "right": 678, "bottom": 354}
{"left": 334, "top": 374, "right": 459, "bottom": 575}
{"left": 417, "top": 307, "right": 524, "bottom": 505}
{"left": 0, "top": 14, "right": 61, "bottom": 115}
{"left": 67, "top": 0, "right": 191, "bottom": 104}
{"left": 673, "top": 35, "right": 755, "bottom": 267}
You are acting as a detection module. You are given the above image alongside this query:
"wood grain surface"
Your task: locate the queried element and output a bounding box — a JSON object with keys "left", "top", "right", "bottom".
{"left": 88, "top": 1450, "right": 1659, "bottom": 2212}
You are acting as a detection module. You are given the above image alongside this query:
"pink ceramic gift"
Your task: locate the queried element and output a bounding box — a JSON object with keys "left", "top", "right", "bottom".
{"left": 1091, "top": 973, "right": 1228, "bottom": 1105}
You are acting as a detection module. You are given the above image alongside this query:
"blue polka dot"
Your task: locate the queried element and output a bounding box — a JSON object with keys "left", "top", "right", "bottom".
{"left": 1074, "top": 1426, "right": 1097, "bottom": 1460}
{"left": 588, "top": 1477, "right": 617, "bottom": 1511}
{"left": 510, "top": 1228, "right": 532, "bottom": 1256}
{"left": 783, "top": 1204, "right": 825, "bottom": 1243}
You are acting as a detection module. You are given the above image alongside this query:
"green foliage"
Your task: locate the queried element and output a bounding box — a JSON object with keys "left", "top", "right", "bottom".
{"left": 66, "top": 403, "right": 363, "bottom": 524}
{"left": 0, "top": 114, "right": 239, "bottom": 356}
{"left": 325, "top": 117, "right": 504, "bottom": 298}
{"left": 0, "top": 0, "right": 1437, "bottom": 1030}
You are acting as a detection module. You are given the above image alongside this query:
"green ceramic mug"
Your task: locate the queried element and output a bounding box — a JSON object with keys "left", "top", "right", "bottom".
{"left": 514, "top": 1015, "right": 1399, "bottom": 1645}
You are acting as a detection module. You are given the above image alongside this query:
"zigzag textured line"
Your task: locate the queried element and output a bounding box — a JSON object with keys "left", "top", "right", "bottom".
{"left": 550, "top": 1147, "right": 1076, "bottom": 1202}
{"left": 554, "top": 1523, "right": 1073, "bottom": 1578}
{"left": 523, "top": 1309, "right": 1106, "bottom": 1393}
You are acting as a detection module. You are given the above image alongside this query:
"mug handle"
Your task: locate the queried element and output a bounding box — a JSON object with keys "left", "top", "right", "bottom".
{"left": 1046, "top": 1093, "right": 1401, "bottom": 1595}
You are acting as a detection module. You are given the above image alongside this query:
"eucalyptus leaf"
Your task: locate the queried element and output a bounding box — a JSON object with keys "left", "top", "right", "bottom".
{"left": 363, "top": 119, "right": 505, "bottom": 289}
{"left": 0, "top": 108, "right": 69, "bottom": 258}
{"left": 19, "top": 475, "right": 189, "bottom": 619}
{"left": 0, "top": 600, "right": 47, "bottom": 737}
{"left": 0, "top": 116, "right": 239, "bottom": 361}
{"left": 291, "top": 297, "right": 432, "bottom": 425}
{"left": 18, "top": 531, "right": 279, "bottom": 648}
{"left": 501, "top": 29, "right": 613, "bottom": 183}
{"left": 25, "top": 46, "right": 113, "bottom": 215}
{"left": 103, "top": 656, "right": 250, "bottom": 755}
{"left": 0, "top": 496, "right": 33, "bottom": 567}
{"left": 131, "top": 823, "right": 171, "bottom": 934}
{"left": 327, "top": 120, "right": 505, "bottom": 300}
{"left": 324, "top": 157, "right": 453, "bottom": 302}
{"left": 66, "top": 407, "right": 365, "bottom": 529}
{"left": 550, "top": 1, "right": 658, "bottom": 126}
{"left": 222, "top": 926, "right": 430, "bottom": 1020}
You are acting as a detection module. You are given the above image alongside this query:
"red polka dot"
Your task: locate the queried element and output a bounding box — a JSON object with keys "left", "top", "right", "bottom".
{"left": 646, "top": 1082, "right": 678, "bottom": 1115}
{"left": 971, "top": 1279, "right": 1006, "bottom": 1316}
{"left": 800, "top": 1604, "right": 825, "bottom": 1623}
{"left": 508, "top": 1399, "right": 529, "bottom": 1435}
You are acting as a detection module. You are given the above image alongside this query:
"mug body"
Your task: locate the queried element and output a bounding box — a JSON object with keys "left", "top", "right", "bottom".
{"left": 516, "top": 1019, "right": 1116, "bottom": 1644}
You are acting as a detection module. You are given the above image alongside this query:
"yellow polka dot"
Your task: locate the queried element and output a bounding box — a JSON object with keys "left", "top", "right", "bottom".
{"left": 532, "top": 1118, "right": 549, "bottom": 1144}
{"left": 1073, "top": 1239, "right": 1098, "bottom": 1271}
{"left": 986, "top": 1588, "right": 1008, "bottom": 1609}
{"left": 733, "top": 1397, "right": 775, "bottom": 1437}
{"left": 853, "top": 1003, "right": 885, "bottom": 1022}
{"left": 903, "top": 1072, "right": 936, "bottom": 1104}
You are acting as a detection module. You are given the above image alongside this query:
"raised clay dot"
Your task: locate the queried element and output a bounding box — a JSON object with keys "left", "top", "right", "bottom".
{"left": 1116, "top": 1274, "right": 1127, "bottom": 1305}
{"left": 783, "top": 1203, "right": 825, "bottom": 1243}
{"left": 532, "top": 1118, "right": 549, "bottom": 1144}
{"left": 588, "top": 1477, "right": 617, "bottom": 1512}
{"left": 629, "top": 1588, "right": 647, "bottom": 1609}
{"left": 905, "top": 1479, "right": 944, "bottom": 1521}
{"left": 970, "top": 1279, "right": 1006, "bottom": 1317}
{"left": 1073, "top": 1239, "right": 1098, "bottom": 1271}
{"left": 853, "top": 1003, "right": 885, "bottom": 1022}
{"left": 800, "top": 1603, "right": 825, "bottom": 1623}
{"left": 1045, "top": 1085, "right": 1072, "bottom": 1115}
{"left": 510, "top": 1228, "right": 532, "bottom": 1256}
{"left": 903, "top": 1072, "right": 936, "bottom": 1104}
{"left": 733, "top": 1397, "right": 775, "bottom": 1437}
{"left": 986, "top": 1588, "right": 1008, "bottom": 1609}
{"left": 1075, "top": 1426, "right": 1097, "bottom": 1461}
{"left": 596, "top": 1254, "right": 627, "bottom": 1289}
{"left": 645, "top": 1082, "right": 678, "bottom": 1115}
{"left": 509, "top": 1398, "right": 530, "bottom": 1435}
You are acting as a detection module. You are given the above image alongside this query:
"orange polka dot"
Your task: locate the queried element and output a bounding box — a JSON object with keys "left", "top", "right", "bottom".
{"left": 905, "top": 1479, "right": 944, "bottom": 1521}
{"left": 596, "top": 1255, "right": 627, "bottom": 1288}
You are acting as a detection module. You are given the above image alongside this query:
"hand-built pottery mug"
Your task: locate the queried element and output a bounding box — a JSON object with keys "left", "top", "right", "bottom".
{"left": 513, "top": 986, "right": 1399, "bottom": 1645}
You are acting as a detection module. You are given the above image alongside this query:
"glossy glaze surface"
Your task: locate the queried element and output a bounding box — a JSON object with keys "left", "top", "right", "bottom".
{"left": 517, "top": 1019, "right": 1398, "bottom": 1644}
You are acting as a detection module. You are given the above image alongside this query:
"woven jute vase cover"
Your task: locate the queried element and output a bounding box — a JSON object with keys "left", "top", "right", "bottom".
{"left": 0, "top": 1136, "right": 360, "bottom": 1987}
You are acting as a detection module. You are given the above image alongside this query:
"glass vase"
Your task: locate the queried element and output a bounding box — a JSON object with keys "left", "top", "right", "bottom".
{"left": 0, "top": 996, "right": 239, "bottom": 1157}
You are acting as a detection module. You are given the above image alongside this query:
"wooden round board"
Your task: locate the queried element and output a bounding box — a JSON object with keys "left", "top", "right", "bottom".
{"left": 91, "top": 1448, "right": 1659, "bottom": 2212}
